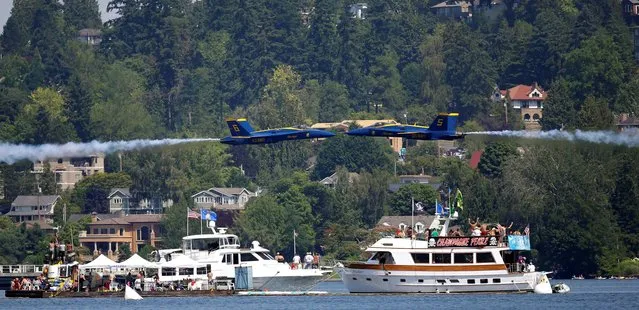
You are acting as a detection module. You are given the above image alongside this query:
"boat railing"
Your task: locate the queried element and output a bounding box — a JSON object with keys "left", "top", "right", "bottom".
{"left": 0, "top": 265, "right": 44, "bottom": 275}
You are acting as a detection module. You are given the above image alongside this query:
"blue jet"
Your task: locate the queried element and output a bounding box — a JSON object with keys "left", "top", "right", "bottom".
{"left": 220, "top": 118, "right": 336, "bottom": 145}
{"left": 346, "top": 112, "right": 465, "bottom": 140}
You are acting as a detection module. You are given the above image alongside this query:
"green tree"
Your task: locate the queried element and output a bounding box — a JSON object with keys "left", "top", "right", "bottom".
{"left": 313, "top": 134, "right": 395, "bottom": 180}
{"left": 478, "top": 142, "right": 518, "bottom": 178}
{"left": 577, "top": 96, "right": 613, "bottom": 130}
{"left": 318, "top": 81, "right": 351, "bottom": 122}
{"left": 540, "top": 78, "right": 578, "bottom": 130}
{"left": 369, "top": 49, "right": 406, "bottom": 113}
{"left": 15, "top": 87, "right": 78, "bottom": 144}
{"left": 389, "top": 183, "right": 438, "bottom": 216}
{"left": 63, "top": 0, "right": 102, "bottom": 31}
{"left": 72, "top": 172, "right": 133, "bottom": 214}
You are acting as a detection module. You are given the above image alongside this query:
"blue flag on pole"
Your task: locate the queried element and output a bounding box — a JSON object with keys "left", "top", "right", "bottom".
{"left": 435, "top": 201, "right": 444, "bottom": 215}
{"left": 201, "top": 209, "right": 218, "bottom": 222}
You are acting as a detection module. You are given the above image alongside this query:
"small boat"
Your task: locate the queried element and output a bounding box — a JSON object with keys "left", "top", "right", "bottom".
{"left": 124, "top": 285, "right": 143, "bottom": 300}
{"left": 552, "top": 282, "right": 570, "bottom": 294}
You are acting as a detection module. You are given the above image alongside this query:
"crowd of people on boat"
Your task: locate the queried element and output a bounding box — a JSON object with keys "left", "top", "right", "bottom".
{"left": 392, "top": 217, "right": 527, "bottom": 245}
{"left": 275, "top": 251, "right": 321, "bottom": 269}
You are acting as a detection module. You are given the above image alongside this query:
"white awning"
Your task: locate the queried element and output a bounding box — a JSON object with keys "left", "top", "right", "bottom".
{"left": 80, "top": 254, "right": 116, "bottom": 269}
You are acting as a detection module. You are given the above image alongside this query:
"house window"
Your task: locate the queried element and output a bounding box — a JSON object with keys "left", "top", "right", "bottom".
{"left": 93, "top": 229, "right": 98, "bottom": 234}
{"left": 100, "top": 228, "right": 108, "bottom": 234}
{"left": 119, "top": 228, "right": 124, "bottom": 236}
{"left": 109, "top": 228, "right": 115, "bottom": 235}
{"left": 113, "top": 198, "right": 122, "bottom": 204}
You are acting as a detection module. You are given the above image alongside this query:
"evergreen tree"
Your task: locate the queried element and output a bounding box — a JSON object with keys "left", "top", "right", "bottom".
{"left": 64, "top": 0, "right": 102, "bottom": 31}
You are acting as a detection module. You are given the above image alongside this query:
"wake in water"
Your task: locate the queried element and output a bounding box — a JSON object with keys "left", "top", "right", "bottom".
{"left": 0, "top": 138, "right": 219, "bottom": 164}
{"left": 466, "top": 129, "right": 639, "bottom": 148}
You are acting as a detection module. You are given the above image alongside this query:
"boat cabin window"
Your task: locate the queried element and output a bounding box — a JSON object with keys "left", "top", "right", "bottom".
{"left": 186, "top": 239, "right": 221, "bottom": 252}
{"left": 432, "top": 253, "right": 451, "bottom": 264}
{"left": 222, "top": 253, "right": 240, "bottom": 265}
{"left": 256, "top": 252, "right": 274, "bottom": 260}
{"left": 476, "top": 252, "right": 496, "bottom": 263}
{"left": 196, "top": 267, "right": 208, "bottom": 275}
{"left": 240, "top": 253, "right": 259, "bottom": 262}
{"left": 410, "top": 253, "right": 430, "bottom": 264}
{"left": 370, "top": 251, "right": 395, "bottom": 264}
{"left": 179, "top": 267, "right": 194, "bottom": 275}
{"left": 161, "top": 267, "right": 176, "bottom": 276}
{"left": 454, "top": 253, "right": 474, "bottom": 264}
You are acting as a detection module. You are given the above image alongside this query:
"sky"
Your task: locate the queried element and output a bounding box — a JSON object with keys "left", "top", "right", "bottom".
{"left": 0, "top": 0, "right": 119, "bottom": 34}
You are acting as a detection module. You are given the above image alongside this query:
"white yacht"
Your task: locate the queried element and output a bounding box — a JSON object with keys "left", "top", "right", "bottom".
{"left": 156, "top": 227, "right": 326, "bottom": 291}
{"left": 337, "top": 214, "right": 548, "bottom": 293}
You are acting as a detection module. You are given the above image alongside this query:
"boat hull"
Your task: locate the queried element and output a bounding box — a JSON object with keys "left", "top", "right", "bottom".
{"left": 253, "top": 274, "right": 325, "bottom": 291}
{"left": 338, "top": 266, "right": 541, "bottom": 293}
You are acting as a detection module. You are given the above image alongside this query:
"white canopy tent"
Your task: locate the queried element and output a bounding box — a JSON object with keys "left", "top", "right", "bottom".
{"left": 116, "top": 254, "right": 158, "bottom": 268}
{"left": 79, "top": 254, "right": 116, "bottom": 271}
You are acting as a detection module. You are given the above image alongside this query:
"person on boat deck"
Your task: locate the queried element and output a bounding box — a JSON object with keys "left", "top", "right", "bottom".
{"left": 431, "top": 229, "right": 439, "bottom": 237}
{"left": 304, "top": 252, "right": 313, "bottom": 269}
{"left": 275, "top": 252, "right": 285, "bottom": 263}
{"left": 468, "top": 217, "right": 480, "bottom": 231}
{"left": 292, "top": 253, "right": 301, "bottom": 269}
{"left": 312, "top": 253, "right": 320, "bottom": 269}
{"left": 406, "top": 226, "right": 413, "bottom": 239}
{"left": 471, "top": 226, "right": 481, "bottom": 236}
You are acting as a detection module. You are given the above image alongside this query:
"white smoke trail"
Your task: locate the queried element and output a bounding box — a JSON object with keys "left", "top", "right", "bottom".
{"left": 465, "top": 130, "right": 639, "bottom": 148}
{"left": 0, "top": 138, "right": 220, "bottom": 164}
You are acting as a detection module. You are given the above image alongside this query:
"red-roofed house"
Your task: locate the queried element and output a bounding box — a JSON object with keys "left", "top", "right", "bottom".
{"left": 501, "top": 83, "right": 547, "bottom": 130}
{"left": 469, "top": 150, "right": 483, "bottom": 170}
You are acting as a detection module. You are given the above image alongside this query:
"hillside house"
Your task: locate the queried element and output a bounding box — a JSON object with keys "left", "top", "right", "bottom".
{"left": 500, "top": 83, "right": 547, "bottom": 130}
{"left": 431, "top": 1, "right": 472, "bottom": 19}
{"left": 33, "top": 154, "right": 105, "bottom": 190}
{"left": 5, "top": 195, "right": 60, "bottom": 223}
{"left": 107, "top": 188, "right": 173, "bottom": 214}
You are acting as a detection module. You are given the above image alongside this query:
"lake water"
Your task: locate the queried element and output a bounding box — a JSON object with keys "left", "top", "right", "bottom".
{"left": 1, "top": 280, "right": 638, "bottom": 309}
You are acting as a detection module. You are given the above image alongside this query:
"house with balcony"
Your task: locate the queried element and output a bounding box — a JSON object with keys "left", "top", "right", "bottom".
{"left": 107, "top": 188, "right": 173, "bottom": 214}
{"left": 5, "top": 195, "right": 60, "bottom": 223}
{"left": 77, "top": 28, "right": 102, "bottom": 45}
{"left": 500, "top": 83, "right": 547, "bottom": 130}
{"left": 431, "top": 1, "right": 472, "bottom": 19}
{"left": 191, "top": 188, "right": 256, "bottom": 227}
{"left": 77, "top": 213, "right": 163, "bottom": 260}
{"left": 33, "top": 154, "right": 105, "bottom": 190}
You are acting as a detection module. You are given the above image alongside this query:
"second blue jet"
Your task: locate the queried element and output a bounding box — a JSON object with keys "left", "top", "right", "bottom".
{"left": 220, "top": 118, "right": 336, "bottom": 145}
{"left": 346, "top": 112, "right": 465, "bottom": 140}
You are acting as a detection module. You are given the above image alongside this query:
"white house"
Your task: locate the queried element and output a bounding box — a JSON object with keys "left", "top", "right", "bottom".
{"left": 191, "top": 187, "right": 255, "bottom": 211}
{"left": 5, "top": 195, "right": 61, "bottom": 223}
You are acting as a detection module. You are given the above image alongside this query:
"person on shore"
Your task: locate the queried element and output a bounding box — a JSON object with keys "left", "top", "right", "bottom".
{"left": 304, "top": 252, "right": 313, "bottom": 269}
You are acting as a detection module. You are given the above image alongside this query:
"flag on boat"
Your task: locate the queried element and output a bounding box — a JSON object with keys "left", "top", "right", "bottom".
{"left": 201, "top": 209, "right": 217, "bottom": 221}
{"left": 435, "top": 201, "right": 444, "bottom": 215}
{"left": 415, "top": 201, "right": 425, "bottom": 213}
{"left": 187, "top": 208, "right": 200, "bottom": 219}
{"left": 454, "top": 188, "right": 463, "bottom": 211}
{"left": 524, "top": 224, "right": 530, "bottom": 235}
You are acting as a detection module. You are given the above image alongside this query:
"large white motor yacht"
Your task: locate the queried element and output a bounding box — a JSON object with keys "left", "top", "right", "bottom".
{"left": 337, "top": 214, "right": 547, "bottom": 293}
{"left": 156, "top": 227, "right": 326, "bottom": 291}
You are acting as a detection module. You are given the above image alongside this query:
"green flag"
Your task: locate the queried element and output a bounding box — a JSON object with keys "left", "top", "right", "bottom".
{"left": 454, "top": 189, "right": 463, "bottom": 211}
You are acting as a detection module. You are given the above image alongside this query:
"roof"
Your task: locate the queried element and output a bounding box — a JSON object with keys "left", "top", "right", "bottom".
{"left": 75, "top": 213, "right": 163, "bottom": 225}
{"left": 505, "top": 84, "right": 547, "bottom": 101}
{"left": 319, "top": 172, "right": 360, "bottom": 185}
{"left": 431, "top": 1, "right": 471, "bottom": 9}
{"left": 107, "top": 188, "right": 131, "bottom": 199}
{"left": 12, "top": 195, "right": 60, "bottom": 207}
{"left": 469, "top": 150, "right": 484, "bottom": 169}
{"left": 376, "top": 215, "right": 437, "bottom": 228}
{"left": 399, "top": 175, "right": 432, "bottom": 180}
{"left": 208, "top": 187, "right": 252, "bottom": 197}
{"left": 629, "top": 0, "right": 639, "bottom": 4}
{"left": 78, "top": 28, "right": 102, "bottom": 37}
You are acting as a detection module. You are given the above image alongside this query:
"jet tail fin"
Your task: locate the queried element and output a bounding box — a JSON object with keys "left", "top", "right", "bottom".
{"left": 429, "top": 113, "right": 459, "bottom": 132}
{"left": 226, "top": 118, "right": 254, "bottom": 136}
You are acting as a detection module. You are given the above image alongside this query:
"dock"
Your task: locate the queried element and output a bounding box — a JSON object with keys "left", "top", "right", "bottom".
{"left": 5, "top": 289, "right": 235, "bottom": 298}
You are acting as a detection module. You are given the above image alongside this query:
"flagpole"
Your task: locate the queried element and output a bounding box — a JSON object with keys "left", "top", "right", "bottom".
{"left": 293, "top": 230, "right": 297, "bottom": 256}
{"left": 200, "top": 209, "right": 203, "bottom": 235}
{"left": 411, "top": 197, "right": 414, "bottom": 233}
{"left": 186, "top": 206, "right": 189, "bottom": 236}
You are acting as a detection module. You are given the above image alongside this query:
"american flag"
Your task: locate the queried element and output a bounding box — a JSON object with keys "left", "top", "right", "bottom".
{"left": 188, "top": 209, "right": 200, "bottom": 219}
{"left": 524, "top": 224, "right": 530, "bottom": 236}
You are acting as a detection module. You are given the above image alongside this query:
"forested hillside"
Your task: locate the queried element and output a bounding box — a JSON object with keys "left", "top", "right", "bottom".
{"left": 1, "top": 0, "right": 639, "bottom": 277}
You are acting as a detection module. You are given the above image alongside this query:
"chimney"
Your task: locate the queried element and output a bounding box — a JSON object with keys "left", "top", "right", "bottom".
{"left": 91, "top": 211, "right": 98, "bottom": 223}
